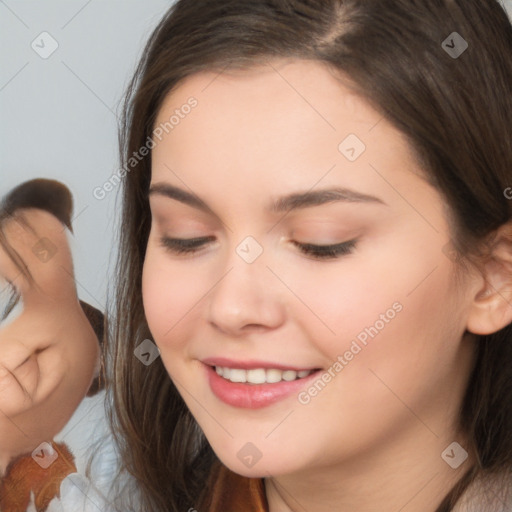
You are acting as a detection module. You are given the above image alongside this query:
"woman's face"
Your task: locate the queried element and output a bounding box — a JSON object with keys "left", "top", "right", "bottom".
{"left": 142, "top": 59, "right": 479, "bottom": 478}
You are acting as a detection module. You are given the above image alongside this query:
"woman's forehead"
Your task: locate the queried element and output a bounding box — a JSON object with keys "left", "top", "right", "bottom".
{"left": 155, "top": 59, "right": 378, "bottom": 128}
{"left": 150, "top": 59, "right": 426, "bottom": 207}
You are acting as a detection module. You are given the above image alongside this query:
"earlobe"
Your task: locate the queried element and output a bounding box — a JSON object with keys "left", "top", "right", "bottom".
{"left": 466, "top": 223, "right": 512, "bottom": 336}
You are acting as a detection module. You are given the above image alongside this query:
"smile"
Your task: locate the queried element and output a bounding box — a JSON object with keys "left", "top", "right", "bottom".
{"left": 214, "top": 366, "right": 314, "bottom": 384}
{"left": 203, "top": 361, "right": 322, "bottom": 409}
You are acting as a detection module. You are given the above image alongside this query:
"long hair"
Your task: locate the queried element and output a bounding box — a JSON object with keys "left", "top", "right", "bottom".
{"left": 109, "top": 1, "right": 512, "bottom": 510}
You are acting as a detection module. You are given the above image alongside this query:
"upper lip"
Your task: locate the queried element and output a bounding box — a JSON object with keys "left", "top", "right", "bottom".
{"left": 202, "top": 357, "right": 320, "bottom": 371}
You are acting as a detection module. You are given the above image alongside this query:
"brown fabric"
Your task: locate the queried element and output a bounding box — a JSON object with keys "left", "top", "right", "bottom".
{"left": 207, "top": 462, "right": 268, "bottom": 512}
{"left": 0, "top": 441, "right": 76, "bottom": 512}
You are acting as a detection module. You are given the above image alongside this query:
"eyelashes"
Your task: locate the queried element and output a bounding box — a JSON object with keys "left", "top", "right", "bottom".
{"left": 158, "top": 236, "right": 356, "bottom": 260}
{"left": 289, "top": 240, "right": 356, "bottom": 259}
{"left": 159, "top": 236, "right": 216, "bottom": 254}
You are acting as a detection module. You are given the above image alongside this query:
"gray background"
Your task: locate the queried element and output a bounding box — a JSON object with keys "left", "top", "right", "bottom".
{"left": 1, "top": 1, "right": 171, "bottom": 310}
{"left": 1, "top": 0, "right": 512, "bottom": 311}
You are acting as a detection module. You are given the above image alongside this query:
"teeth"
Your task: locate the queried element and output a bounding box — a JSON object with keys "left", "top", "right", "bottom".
{"left": 282, "top": 370, "right": 297, "bottom": 381}
{"left": 229, "top": 369, "right": 247, "bottom": 383}
{"left": 247, "top": 368, "right": 266, "bottom": 384}
{"left": 266, "top": 368, "right": 282, "bottom": 383}
{"left": 214, "top": 366, "right": 313, "bottom": 384}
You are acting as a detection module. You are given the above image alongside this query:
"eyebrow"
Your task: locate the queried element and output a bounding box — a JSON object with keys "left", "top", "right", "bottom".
{"left": 148, "top": 182, "right": 386, "bottom": 214}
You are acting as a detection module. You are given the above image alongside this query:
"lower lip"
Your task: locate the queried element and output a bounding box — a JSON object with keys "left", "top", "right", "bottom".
{"left": 204, "top": 364, "right": 321, "bottom": 409}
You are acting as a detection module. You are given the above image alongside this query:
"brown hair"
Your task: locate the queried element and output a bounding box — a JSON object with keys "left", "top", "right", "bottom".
{"left": 109, "top": 1, "right": 512, "bottom": 510}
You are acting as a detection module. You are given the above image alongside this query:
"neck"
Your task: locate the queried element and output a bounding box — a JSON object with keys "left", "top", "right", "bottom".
{"left": 265, "top": 425, "right": 474, "bottom": 512}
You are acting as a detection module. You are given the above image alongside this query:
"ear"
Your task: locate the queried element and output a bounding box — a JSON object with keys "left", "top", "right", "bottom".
{"left": 466, "top": 223, "right": 512, "bottom": 335}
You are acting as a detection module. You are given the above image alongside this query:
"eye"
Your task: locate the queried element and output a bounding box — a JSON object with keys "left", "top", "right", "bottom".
{"left": 158, "top": 236, "right": 357, "bottom": 260}
{"left": 159, "top": 236, "right": 214, "bottom": 254}
{"left": 291, "top": 240, "right": 357, "bottom": 260}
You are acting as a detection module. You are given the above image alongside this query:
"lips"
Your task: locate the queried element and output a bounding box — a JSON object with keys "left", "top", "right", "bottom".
{"left": 201, "top": 357, "right": 321, "bottom": 409}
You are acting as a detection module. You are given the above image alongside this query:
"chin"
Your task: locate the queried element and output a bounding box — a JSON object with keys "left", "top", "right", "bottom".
{"left": 212, "top": 444, "right": 303, "bottom": 479}
{"left": 220, "top": 458, "right": 272, "bottom": 479}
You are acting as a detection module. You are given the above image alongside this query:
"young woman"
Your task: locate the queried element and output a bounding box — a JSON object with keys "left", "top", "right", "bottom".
{"left": 109, "top": 1, "right": 512, "bottom": 511}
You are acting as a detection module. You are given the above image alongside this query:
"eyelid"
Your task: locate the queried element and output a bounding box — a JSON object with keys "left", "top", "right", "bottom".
{"left": 290, "top": 239, "right": 357, "bottom": 259}
{"left": 158, "top": 235, "right": 357, "bottom": 260}
{"left": 159, "top": 236, "right": 215, "bottom": 255}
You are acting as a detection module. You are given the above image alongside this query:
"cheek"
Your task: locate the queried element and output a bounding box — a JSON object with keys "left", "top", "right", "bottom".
{"left": 291, "top": 237, "right": 463, "bottom": 377}
{"left": 142, "top": 249, "right": 204, "bottom": 346}
{"left": 327, "top": 263, "right": 464, "bottom": 415}
{"left": 275, "top": 256, "right": 405, "bottom": 360}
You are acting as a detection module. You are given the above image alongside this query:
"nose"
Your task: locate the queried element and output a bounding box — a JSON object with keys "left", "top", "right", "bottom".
{"left": 207, "top": 246, "right": 286, "bottom": 337}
